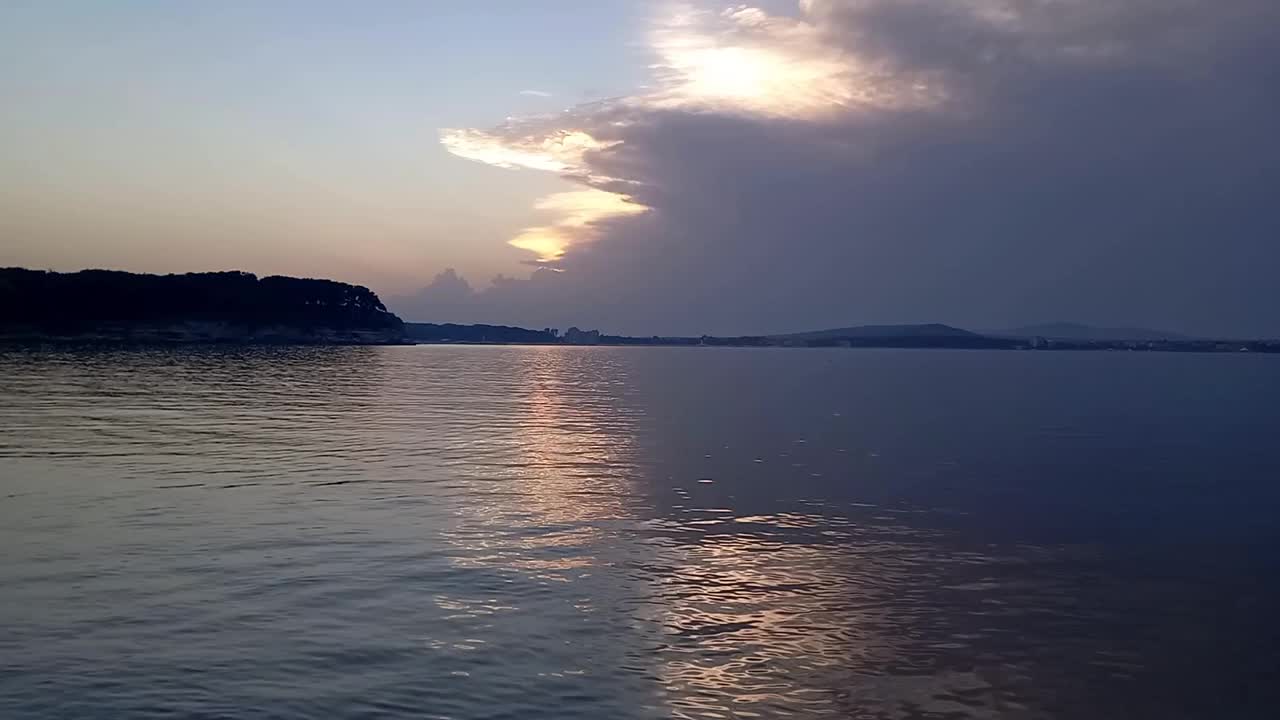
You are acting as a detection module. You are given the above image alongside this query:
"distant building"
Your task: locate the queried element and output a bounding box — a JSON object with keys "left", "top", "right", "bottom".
{"left": 563, "top": 327, "right": 601, "bottom": 345}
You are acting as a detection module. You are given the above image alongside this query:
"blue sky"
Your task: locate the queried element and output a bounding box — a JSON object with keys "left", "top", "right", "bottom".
{"left": 0, "top": 1, "right": 657, "bottom": 288}
{"left": 3, "top": 1, "right": 1278, "bottom": 336}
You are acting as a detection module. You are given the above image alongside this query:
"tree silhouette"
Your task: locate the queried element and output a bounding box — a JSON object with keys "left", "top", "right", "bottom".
{"left": 0, "top": 268, "right": 403, "bottom": 334}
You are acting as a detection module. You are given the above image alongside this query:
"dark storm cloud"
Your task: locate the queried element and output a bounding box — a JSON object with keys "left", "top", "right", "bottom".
{"left": 407, "top": 1, "right": 1280, "bottom": 337}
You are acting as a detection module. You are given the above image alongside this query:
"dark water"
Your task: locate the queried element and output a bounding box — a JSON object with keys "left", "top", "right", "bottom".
{"left": 2, "top": 346, "right": 1279, "bottom": 719}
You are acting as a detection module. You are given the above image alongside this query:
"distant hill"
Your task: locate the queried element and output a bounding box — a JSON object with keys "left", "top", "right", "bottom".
{"left": 770, "top": 323, "right": 1015, "bottom": 349}
{"left": 774, "top": 323, "right": 981, "bottom": 341}
{"left": 405, "top": 322, "right": 558, "bottom": 344}
{"left": 403, "top": 321, "right": 1011, "bottom": 348}
{"left": 999, "top": 322, "right": 1192, "bottom": 342}
{"left": 0, "top": 268, "right": 405, "bottom": 344}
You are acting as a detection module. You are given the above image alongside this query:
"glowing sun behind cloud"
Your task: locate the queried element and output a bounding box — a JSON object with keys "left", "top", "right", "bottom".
{"left": 439, "top": 2, "right": 939, "bottom": 265}
{"left": 644, "top": 3, "right": 940, "bottom": 118}
{"left": 646, "top": 5, "right": 862, "bottom": 118}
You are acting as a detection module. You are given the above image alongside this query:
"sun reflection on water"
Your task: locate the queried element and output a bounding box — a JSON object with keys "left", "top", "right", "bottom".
{"left": 1, "top": 346, "right": 1252, "bottom": 718}
{"left": 429, "top": 348, "right": 1048, "bottom": 718}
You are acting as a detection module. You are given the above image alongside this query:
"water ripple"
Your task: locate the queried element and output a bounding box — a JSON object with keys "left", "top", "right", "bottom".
{"left": 3, "top": 345, "right": 1279, "bottom": 719}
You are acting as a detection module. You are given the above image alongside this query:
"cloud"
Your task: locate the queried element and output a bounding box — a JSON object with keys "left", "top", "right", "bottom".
{"left": 509, "top": 189, "right": 647, "bottom": 263}
{"left": 439, "top": 127, "right": 614, "bottom": 173}
{"left": 646, "top": 3, "right": 941, "bottom": 117}
{"left": 519, "top": 89, "right": 554, "bottom": 97}
{"left": 408, "top": 1, "right": 1280, "bottom": 336}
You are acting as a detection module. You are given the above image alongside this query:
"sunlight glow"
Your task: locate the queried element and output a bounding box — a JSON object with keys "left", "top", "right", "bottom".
{"left": 509, "top": 189, "right": 647, "bottom": 262}
{"left": 536, "top": 189, "right": 646, "bottom": 228}
{"left": 648, "top": 7, "right": 857, "bottom": 118}
{"left": 439, "top": 3, "right": 943, "bottom": 264}
{"left": 508, "top": 230, "right": 571, "bottom": 262}
{"left": 647, "top": 4, "right": 939, "bottom": 118}
{"left": 440, "top": 128, "right": 615, "bottom": 173}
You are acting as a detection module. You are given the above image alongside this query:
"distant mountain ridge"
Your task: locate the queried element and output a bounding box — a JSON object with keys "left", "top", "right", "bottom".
{"left": 773, "top": 323, "right": 980, "bottom": 341}
{"left": 766, "top": 323, "right": 1014, "bottom": 349}
{"left": 768, "top": 322, "right": 977, "bottom": 338}
{"left": 998, "top": 322, "right": 1192, "bottom": 342}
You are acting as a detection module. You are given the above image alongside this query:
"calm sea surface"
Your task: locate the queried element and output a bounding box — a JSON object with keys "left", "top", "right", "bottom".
{"left": 2, "top": 346, "right": 1279, "bottom": 719}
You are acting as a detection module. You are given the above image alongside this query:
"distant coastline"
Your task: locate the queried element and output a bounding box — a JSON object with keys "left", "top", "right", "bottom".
{"left": 3, "top": 268, "right": 1276, "bottom": 353}
{"left": 407, "top": 322, "right": 1280, "bottom": 354}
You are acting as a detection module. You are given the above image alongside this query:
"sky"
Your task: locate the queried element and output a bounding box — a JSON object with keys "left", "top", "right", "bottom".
{"left": 3, "top": 1, "right": 1279, "bottom": 337}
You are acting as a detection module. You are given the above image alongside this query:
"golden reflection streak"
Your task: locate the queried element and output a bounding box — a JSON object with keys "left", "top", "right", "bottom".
{"left": 445, "top": 348, "right": 641, "bottom": 577}
{"left": 432, "top": 348, "right": 1016, "bottom": 716}
{"left": 645, "top": 514, "right": 1015, "bottom": 718}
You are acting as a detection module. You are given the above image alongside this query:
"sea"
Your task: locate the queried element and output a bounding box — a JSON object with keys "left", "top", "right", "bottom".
{"left": 1, "top": 345, "right": 1278, "bottom": 719}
